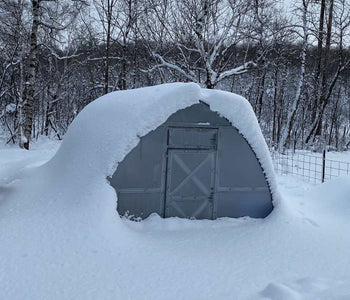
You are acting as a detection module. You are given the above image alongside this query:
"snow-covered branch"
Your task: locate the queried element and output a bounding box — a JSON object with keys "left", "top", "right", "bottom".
{"left": 176, "top": 43, "right": 200, "bottom": 53}
{"left": 87, "top": 56, "right": 123, "bottom": 61}
{"left": 216, "top": 61, "right": 257, "bottom": 82}
{"left": 152, "top": 53, "right": 197, "bottom": 82}
{"left": 51, "top": 52, "right": 83, "bottom": 60}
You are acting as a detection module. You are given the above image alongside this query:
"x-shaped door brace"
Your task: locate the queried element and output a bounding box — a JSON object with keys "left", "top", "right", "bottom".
{"left": 169, "top": 152, "right": 212, "bottom": 197}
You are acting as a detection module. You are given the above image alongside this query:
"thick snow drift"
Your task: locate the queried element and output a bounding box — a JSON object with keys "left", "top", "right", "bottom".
{"left": 1, "top": 83, "right": 350, "bottom": 299}
{"left": 48, "top": 82, "right": 279, "bottom": 205}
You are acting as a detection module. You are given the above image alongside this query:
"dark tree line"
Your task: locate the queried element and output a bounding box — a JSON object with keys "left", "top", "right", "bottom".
{"left": 0, "top": 0, "right": 349, "bottom": 151}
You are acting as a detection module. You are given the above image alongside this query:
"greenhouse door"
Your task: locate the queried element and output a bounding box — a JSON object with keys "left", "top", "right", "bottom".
{"left": 165, "top": 149, "right": 216, "bottom": 219}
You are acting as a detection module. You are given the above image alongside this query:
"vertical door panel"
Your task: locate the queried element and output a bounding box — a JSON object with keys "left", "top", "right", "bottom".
{"left": 165, "top": 149, "right": 216, "bottom": 219}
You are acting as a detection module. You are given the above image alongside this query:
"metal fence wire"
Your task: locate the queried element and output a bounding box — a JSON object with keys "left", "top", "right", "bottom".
{"left": 271, "top": 150, "right": 350, "bottom": 184}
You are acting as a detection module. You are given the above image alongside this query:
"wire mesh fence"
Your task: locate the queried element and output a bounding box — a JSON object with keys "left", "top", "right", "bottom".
{"left": 271, "top": 150, "right": 350, "bottom": 184}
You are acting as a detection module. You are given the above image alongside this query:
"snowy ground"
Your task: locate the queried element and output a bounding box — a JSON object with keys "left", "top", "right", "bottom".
{"left": 0, "top": 137, "right": 61, "bottom": 186}
{"left": 1, "top": 139, "right": 350, "bottom": 299}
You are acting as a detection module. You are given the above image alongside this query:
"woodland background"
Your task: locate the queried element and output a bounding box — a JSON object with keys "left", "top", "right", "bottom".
{"left": 0, "top": 0, "right": 349, "bottom": 151}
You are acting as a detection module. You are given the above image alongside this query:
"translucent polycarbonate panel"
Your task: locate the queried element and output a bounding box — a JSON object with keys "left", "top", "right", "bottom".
{"left": 117, "top": 191, "right": 163, "bottom": 219}
{"left": 110, "top": 102, "right": 273, "bottom": 220}
{"left": 168, "top": 127, "right": 217, "bottom": 149}
{"left": 215, "top": 191, "right": 272, "bottom": 218}
{"left": 110, "top": 126, "right": 167, "bottom": 190}
{"left": 215, "top": 127, "right": 273, "bottom": 218}
{"left": 166, "top": 103, "right": 231, "bottom": 126}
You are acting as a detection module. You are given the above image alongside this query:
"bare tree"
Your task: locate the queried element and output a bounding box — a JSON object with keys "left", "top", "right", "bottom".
{"left": 144, "top": 0, "right": 257, "bottom": 89}
{"left": 279, "top": 0, "right": 310, "bottom": 151}
{"left": 114, "top": 0, "right": 142, "bottom": 90}
{"left": 19, "top": 0, "right": 87, "bottom": 149}
{"left": 305, "top": 0, "right": 350, "bottom": 146}
{"left": 1, "top": 0, "right": 350, "bottom": 152}
{"left": 93, "top": 0, "right": 119, "bottom": 94}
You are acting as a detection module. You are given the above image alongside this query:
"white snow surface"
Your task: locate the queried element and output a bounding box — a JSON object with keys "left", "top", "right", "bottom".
{"left": 1, "top": 84, "right": 350, "bottom": 299}
{"left": 48, "top": 82, "right": 279, "bottom": 205}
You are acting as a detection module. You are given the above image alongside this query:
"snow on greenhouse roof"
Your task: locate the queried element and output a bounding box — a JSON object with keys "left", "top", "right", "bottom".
{"left": 47, "top": 82, "right": 280, "bottom": 206}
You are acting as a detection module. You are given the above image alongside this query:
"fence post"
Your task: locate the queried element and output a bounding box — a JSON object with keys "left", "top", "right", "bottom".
{"left": 322, "top": 149, "right": 326, "bottom": 183}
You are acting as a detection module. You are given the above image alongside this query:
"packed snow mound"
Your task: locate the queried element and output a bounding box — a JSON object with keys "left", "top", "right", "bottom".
{"left": 47, "top": 82, "right": 279, "bottom": 205}
{"left": 1, "top": 121, "right": 350, "bottom": 298}
{"left": 258, "top": 277, "right": 350, "bottom": 300}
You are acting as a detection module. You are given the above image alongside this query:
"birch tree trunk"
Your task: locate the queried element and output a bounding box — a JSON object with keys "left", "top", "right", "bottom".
{"left": 314, "top": 0, "right": 334, "bottom": 138}
{"left": 104, "top": 0, "right": 112, "bottom": 94}
{"left": 311, "top": 0, "right": 325, "bottom": 122}
{"left": 15, "top": 0, "right": 26, "bottom": 147}
{"left": 279, "top": 0, "right": 309, "bottom": 152}
{"left": 22, "top": 0, "right": 40, "bottom": 150}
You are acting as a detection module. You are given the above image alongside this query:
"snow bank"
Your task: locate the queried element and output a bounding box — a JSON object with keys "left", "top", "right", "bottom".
{"left": 3, "top": 84, "right": 350, "bottom": 299}
{"left": 258, "top": 278, "right": 350, "bottom": 299}
{"left": 2, "top": 164, "right": 350, "bottom": 299}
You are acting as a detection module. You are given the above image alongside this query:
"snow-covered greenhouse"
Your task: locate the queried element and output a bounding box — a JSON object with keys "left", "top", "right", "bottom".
{"left": 101, "top": 83, "right": 276, "bottom": 220}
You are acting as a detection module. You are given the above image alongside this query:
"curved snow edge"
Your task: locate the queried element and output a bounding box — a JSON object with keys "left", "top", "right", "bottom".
{"left": 46, "top": 82, "right": 282, "bottom": 208}
{"left": 200, "top": 89, "right": 281, "bottom": 208}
